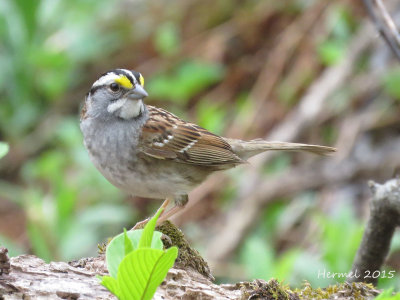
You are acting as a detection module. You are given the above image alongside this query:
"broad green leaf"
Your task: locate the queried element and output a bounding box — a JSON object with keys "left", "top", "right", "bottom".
{"left": 106, "top": 230, "right": 163, "bottom": 278}
{"left": 100, "top": 275, "right": 119, "bottom": 297}
{"left": 124, "top": 229, "right": 133, "bottom": 256}
{"left": 138, "top": 207, "right": 163, "bottom": 249}
{"left": 150, "top": 233, "right": 163, "bottom": 251}
{"left": 118, "top": 247, "right": 178, "bottom": 300}
{"left": 0, "top": 142, "right": 9, "bottom": 159}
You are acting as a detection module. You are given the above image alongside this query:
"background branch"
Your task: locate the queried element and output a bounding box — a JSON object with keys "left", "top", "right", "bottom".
{"left": 349, "top": 179, "right": 400, "bottom": 285}
{"left": 363, "top": 0, "right": 400, "bottom": 60}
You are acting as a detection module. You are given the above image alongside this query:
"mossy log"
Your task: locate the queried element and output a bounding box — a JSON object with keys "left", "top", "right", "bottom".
{"left": 0, "top": 222, "right": 381, "bottom": 299}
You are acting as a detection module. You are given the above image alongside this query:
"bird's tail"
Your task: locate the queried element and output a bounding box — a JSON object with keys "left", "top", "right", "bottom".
{"left": 225, "top": 138, "right": 336, "bottom": 160}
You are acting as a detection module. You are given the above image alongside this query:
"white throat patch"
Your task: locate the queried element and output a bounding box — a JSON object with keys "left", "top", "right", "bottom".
{"left": 107, "top": 98, "right": 143, "bottom": 119}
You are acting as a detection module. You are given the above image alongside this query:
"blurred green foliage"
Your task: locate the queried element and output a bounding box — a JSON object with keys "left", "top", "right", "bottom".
{"left": 154, "top": 21, "right": 181, "bottom": 57}
{"left": 0, "top": 0, "right": 123, "bottom": 140}
{"left": 317, "top": 5, "right": 356, "bottom": 66}
{"left": 196, "top": 99, "right": 227, "bottom": 135}
{"left": 0, "top": 142, "right": 9, "bottom": 159}
{"left": 382, "top": 68, "right": 400, "bottom": 100}
{"left": 238, "top": 198, "right": 400, "bottom": 290}
{"left": 0, "top": 0, "right": 132, "bottom": 261}
{"left": 147, "top": 61, "right": 225, "bottom": 103}
{"left": 375, "top": 289, "right": 400, "bottom": 300}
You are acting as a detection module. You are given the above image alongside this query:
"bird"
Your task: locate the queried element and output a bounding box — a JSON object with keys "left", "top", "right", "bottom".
{"left": 80, "top": 69, "right": 336, "bottom": 226}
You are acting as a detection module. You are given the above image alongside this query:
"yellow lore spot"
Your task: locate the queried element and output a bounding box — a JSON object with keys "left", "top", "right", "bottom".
{"left": 139, "top": 74, "right": 144, "bottom": 86}
{"left": 114, "top": 75, "right": 133, "bottom": 89}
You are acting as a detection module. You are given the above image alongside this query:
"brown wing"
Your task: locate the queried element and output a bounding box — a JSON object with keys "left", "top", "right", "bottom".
{"left": 140, "top": 106, "right": 244, "bottom": 167}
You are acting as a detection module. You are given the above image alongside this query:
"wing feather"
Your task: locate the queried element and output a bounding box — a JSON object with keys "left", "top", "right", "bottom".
{"left": 140, "top": 106, "right": 243, "bottom": 167}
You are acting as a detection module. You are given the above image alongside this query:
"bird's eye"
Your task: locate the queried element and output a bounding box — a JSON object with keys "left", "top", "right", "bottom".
{"left": 109, "top": 83, "right": 120, "bottom": 92}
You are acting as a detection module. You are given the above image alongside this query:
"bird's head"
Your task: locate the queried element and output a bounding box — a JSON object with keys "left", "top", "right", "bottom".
{"left": 83, "top": 69, "right": 148, "bottom": 120}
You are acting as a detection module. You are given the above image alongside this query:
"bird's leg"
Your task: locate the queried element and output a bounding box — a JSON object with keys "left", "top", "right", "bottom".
{"left": 132, "top": 198, "right": 171, "bottom": 230}
{"left": 157, "top": 197, "right": 172, "bottom": 215}
{"left": 156, "top": 205, "right": 184, "bottom": 225}
{"left": 156, "top": 194, "right": 188, "bottom": 225}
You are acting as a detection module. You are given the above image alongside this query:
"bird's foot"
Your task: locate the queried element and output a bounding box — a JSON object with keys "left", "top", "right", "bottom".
{"left": 131, "top": 197, "right": 172, "bottom": 230}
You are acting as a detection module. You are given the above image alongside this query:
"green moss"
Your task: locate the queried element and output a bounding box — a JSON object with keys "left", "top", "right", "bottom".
{"left": 156, "top": 221, "right": 214, "bottom": 281}
{"left": 97, "top": 237, "right": 113, "bottom": 255}
{"left": 236, "top": 279, "right": 380, "bottom": 300}
{"left": 295, "top": 281, "right": 380, "bottom": 299}
{"left": 239, "top": 279, "right": 299, "bottom": 300}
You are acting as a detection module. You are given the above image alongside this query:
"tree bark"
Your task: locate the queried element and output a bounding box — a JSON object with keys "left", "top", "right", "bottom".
{"left": 0, "top": 253, "right": 250, "bottom": 299}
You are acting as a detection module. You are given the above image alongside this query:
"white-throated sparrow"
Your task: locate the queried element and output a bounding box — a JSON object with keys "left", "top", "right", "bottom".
{"left": 80, "top": 69, "right": 336, "bottom": 224}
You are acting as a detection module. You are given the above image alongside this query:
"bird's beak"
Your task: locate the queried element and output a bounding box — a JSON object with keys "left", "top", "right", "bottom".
{"left": 127, "top": 85, "right": 148, "bottom": 100}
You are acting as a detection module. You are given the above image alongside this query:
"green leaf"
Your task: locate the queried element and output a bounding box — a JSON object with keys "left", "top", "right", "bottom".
{"left": 99, "top": 275, "right": 119, "bottom": 297}
{"left": 138, "top": 207, "right": 163, "bottom": 249}
{"left": 106, "top": 230, "right": 163, "bottom": 278}
{"left": 0, "top": 142, "right": 9, "bottom": 159}
{"left": 124, "top": 229, "right": 133, "bottom": 256}
{"left": 117, "top": 247, "right": 178, "bottom": 300}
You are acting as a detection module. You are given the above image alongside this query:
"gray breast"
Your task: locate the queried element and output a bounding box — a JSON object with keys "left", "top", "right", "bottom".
{"left": 81, "top": 118, "right": 142, "bottom": 186}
